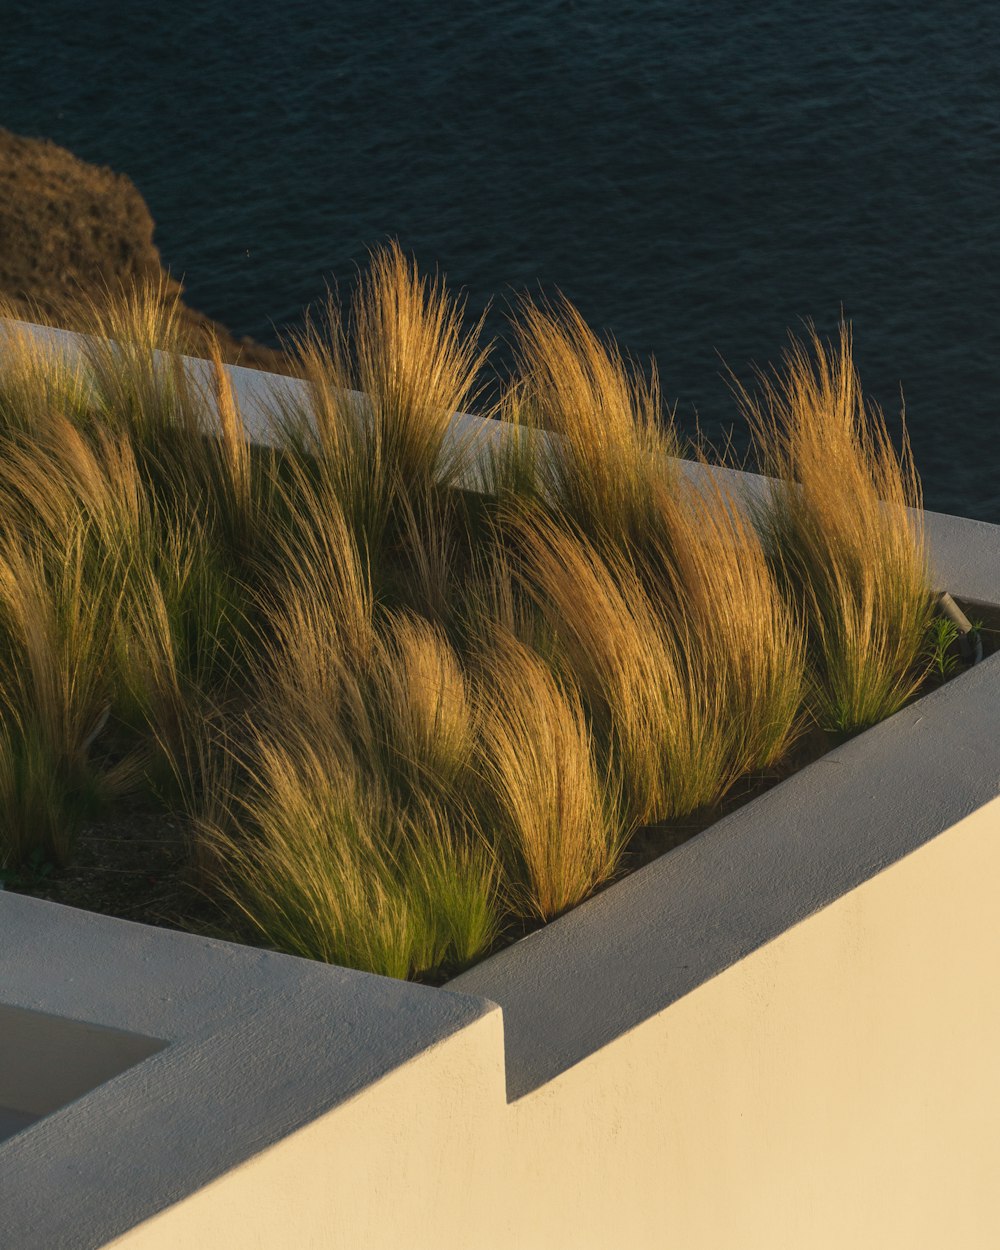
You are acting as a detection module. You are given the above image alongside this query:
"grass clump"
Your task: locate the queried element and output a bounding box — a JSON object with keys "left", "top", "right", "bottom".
{"left": 368, "top": 612, "right": 476, "bottom": 807}
{"left": 266, "top": 241, "right": 487, "bottom": 562}
{"left": 477, "top": 627, "right": 626, "bottom": 920}
{"left": 510, "top": 295, "right": 679, "bottom": 550}
{"left": 642, "top": 467, "right": 806, "bottom": 776}
{"left": 504, "top": 298, "right": 804, "bottom": 795}
{"left": 734, "top": 323, "right": 932, "bottom": 734}
{"left": 0, "top": 527, "right": 125, "bottom": 865}
{"left": 514, "top": 511, "right": 741, "bottom": 825}
{"left": 0, "top": 307, "right": 92, "bottom": 437}
{"left": 203, "top": 725, "right": 498, "bottom": 978}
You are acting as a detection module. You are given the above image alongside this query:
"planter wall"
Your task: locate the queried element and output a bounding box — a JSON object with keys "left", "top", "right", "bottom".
{"left": 1, "top": 321, "right": 999, "bottom": 1248}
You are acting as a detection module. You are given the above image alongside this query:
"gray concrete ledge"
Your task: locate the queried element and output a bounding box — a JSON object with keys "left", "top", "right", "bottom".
{"left": 0, "top": 895, "right": 498, "bottom": 1249}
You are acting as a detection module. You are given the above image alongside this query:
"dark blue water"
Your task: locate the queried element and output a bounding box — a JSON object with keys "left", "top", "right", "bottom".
{"left": 3, "top": 2, "right": 999, "bottom": 518}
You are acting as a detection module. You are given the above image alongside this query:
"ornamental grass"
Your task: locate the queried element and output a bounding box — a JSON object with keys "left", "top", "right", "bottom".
{"left": 733, "top": 322, "right": 932, "bottom": 734}
{"left": 0, "top": 257, "right": 938, "bottom": 979}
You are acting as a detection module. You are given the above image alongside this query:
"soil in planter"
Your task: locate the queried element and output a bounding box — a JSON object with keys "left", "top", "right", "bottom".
{"left": 7, "top": 599, "right": 998, "bottom": 979}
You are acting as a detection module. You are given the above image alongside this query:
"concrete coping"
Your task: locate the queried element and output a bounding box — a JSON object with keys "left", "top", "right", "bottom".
{"left": 0, "top": 892, "right": 498, "bottom": 1248}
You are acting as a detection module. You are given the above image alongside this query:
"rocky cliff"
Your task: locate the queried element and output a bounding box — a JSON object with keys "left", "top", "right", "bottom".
{"left": 0, "top": 128, "right": 290, "bottom": 372}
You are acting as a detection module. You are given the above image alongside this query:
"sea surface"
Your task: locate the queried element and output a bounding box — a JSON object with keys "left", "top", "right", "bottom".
{"left": 3, "top": 1, "right": 999, "bottom": 519}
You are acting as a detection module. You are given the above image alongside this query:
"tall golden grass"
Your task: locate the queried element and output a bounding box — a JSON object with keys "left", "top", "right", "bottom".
{"left": 251, "top": 472, "right": 375, "bottom": 757}
{"left": 733, "top": 323, "right": 932, "bottom": 732}
{"left": 0, "top": 525, "right": 124, "bottom": 864}
{"left": 511, "top": 295, "right": 679, "bottom": 548}
{"left": 265, "top": 241, "right": 488, "bottom": 560}
{"left": 200, "top": 727, "right": 498, "bottom": 977}
{"left": 76, "top": 279, "right": 200, "bottom": 451}
{"left": 504, "top": 298, "right": 804, "bottom": 792}
{"left": 0, "top": 263, "right": 938, "bottom": 982}
{"left": 514, "top": 509, "right": 744, "bottom": 824}
{"left": 642, "top": 466, "right": 806, "bottom": 775}
{"left": 476, "top": 627, "right": 626, "bottom": 920}
{"left": 368, "top": 612, "right": 476, "bottom": 806}
{"left": 0, "top": 291, "right": 260, "bottom": 861}
{"left": 0, "top": 307, "right": 92, "bottom": 436}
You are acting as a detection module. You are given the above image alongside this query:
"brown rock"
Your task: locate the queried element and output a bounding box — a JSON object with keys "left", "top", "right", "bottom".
{"left": 0, "top": 128, "right": 295, "bottom": 374}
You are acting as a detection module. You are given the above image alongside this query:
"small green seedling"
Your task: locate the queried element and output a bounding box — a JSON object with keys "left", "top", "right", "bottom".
{"left": 923, "top": 615, "right": 961, "bottom": 681}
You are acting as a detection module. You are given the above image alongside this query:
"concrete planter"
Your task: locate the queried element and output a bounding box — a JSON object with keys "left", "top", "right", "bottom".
{"left": 2, "top": 328, "right": 999, "bottom": 1248}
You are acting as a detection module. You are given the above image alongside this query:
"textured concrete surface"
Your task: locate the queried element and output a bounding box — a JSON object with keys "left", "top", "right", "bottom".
{"left": 0, "top": 894, "right": 499, "bottom": 1249}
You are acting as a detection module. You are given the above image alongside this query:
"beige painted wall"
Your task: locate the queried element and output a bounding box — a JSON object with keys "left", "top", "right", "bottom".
{"left": 105, "top": 1009, "right": 509, "bottom": 1250}
{"left": 506, "top": 794, "right": 1000, "bottom": 1249}
{"left": 107, "top": 797, "right": 1000, "bottom": 1249}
